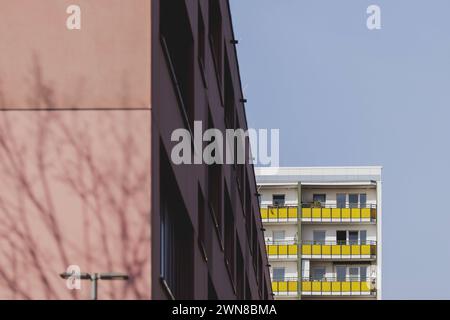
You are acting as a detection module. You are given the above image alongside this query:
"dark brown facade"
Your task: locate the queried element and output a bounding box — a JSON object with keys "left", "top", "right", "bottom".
{"left": 151, "top": 0, "right": 272, "bottom": 299}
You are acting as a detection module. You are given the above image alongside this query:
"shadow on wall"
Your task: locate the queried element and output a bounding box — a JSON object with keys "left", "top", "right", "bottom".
{"left": 0, "top": 56, "right": 151, "bottom": 299}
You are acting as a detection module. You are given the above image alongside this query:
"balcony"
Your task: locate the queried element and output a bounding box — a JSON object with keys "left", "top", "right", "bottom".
{"left": 266, "top": 240, "right": 298, "bottom": 260}
{"left": 260, "top": 204, "right": 377, "bottom": 223}
{"left": 301, "top": 277, "right": 377, "bottom": 297}
{"left": 261, "top": 206, "right": 298, "bottom": 223}
{"left": 301, "top": 241, "right": 377, "bottom": 260}
{"left": 301, "top": 203, "right": 377, "bottom": 223}
{"left": 271, "top": 277, "right": 298, "bottom": 297}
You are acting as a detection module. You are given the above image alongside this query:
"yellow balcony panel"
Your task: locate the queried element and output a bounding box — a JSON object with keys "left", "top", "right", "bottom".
{"left": 268, "top": 207, "right": 278, "bottom": 219}
{"left": 341, "top": 282, "right": 351, "bottom": 292}
{"left": 361, "top": 208, "right": 371, "bottom": 219}
{"left": 361, "top": 245, "right": 371, "bottom": 255}
{"left": 331, "top": 245, "right": 341, "bottom": 256}
{"left": 302, "top": 281, "right": 312, "bottom": 292}
{"left": 288, "top": 281, "right": 298, "bottom": 292}
{"left": 312, "top": 245, "right": 322, "bottom": 255}
{"left": 302, "top": 208, "right": 312, "bottom": 218}
{"left": 341, "top": 245, "right": 351, "bottom": 255}
{"left": 321, "top": 282, "right": 331, "bottom": 292}
{"left": 322, "top": 208, "right": 331, "bottom": 219}
{"left": 331, "top": 208, "right": 341, "bottom": 219}
{"left": 351, "top": 281, "right": 361, "bottom": 292}
{"left": 331, "top": 282, "right": 342, "bottom": 292}
{"left": 261, "top": 208, "right": 268, "bottom": 220}
{"left": 341, "top": 208, "right": 351, "bottom": 219}
{"left": 322, "top": 245, "right": 331, "bottom": 255}
{"left": 278, "top": 245, "right": 288, "bottom": 255}
{"left": 288, "top": 244, "right": 298, "bottom": 255}
{"left": 278, "top": 281, "right": 288, "bottom": 292}
{"left": 351, "top": 245, "right": 361, "bottom": 255}
{"left": 288, "top": 207, "right": 298, "bottom": 219}
{"left": 361, "top": 281, "right": 370, "bottom": 292}
{"left": 278, "top": 207, "right": 288, "bottom": 219}
{"left": 302, "top": 244, "right": 312, "bottom": 255}
{"left": 267, "top": 245, "right": 277, "bottom": 256}
{"left": 351, "top": 208, "right": 361, "bottom": 219}
{"left": 371, "top": 208, "right": 377, "bottom": 219}
{"left": 312, "top": 282, "right": 322, "bottom": 292}
{"left": 312, "top": 208, "right": 321, "bottom": 218}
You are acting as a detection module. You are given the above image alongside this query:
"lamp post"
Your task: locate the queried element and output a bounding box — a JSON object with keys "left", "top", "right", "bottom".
{"left": 60, "top": 272, "right": 129, "bottom": 300}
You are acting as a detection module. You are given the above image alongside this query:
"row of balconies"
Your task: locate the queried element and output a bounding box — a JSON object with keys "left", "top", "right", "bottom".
{"left": 271, "top": 277, "right": 377, "bottom": 297}
{"left": 261, "top": 205, "right": 377, "bottom": 223}
{"left": 266, "top": 241, "right": 377, "bottom": 260}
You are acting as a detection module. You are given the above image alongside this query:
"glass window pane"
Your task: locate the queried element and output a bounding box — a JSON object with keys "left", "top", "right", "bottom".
{"left": 312, "top": 267, "right": 326, "bottom": 281}
{"left": 313, "top": 231, "right": 326, "bottom": 244}
{"left": 360, "top": 193, "right": 367, "bottom": 208}
{"left": 349, "top": 194, "right": 358, "bottom": 208}
{"left": 272, "top": 194, "right": 285, "bottom": 206}
{"left": 349, "top": 231, "right": 358, "bottom": 245}
{"left": 336, "top": 194, "right": 346, "bottom": 208}
{"left": 313, "top": 194, "right": 326, "bottom": 206}
{"left": 349, "top": 267, "right": 359, "bottom": 281}
{"left": 273, "top": 267, "right": 285, "bottom": 281}
{"left": 360, "top": 230, "right": 367, "bottom": 245}
{"left": 336, "top": 266, "right": 346, "bottom": 281}
{"left": 273, "top": 230, "right": 285, "bottom": 242}
{"left": 360, "top": 267, "right": 367, "bottom": 282}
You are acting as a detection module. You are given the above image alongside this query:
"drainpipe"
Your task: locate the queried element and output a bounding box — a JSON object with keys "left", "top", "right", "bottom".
{"left": 297, "top": 182, "right": 302, "bottom": 300}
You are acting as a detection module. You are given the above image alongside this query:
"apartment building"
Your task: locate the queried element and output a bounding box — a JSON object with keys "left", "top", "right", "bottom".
{"left": 0, "top": 0, "right": 271, "bottom": 300}
{"left": 256, "top": 167, "right": 382, "bottom": 300}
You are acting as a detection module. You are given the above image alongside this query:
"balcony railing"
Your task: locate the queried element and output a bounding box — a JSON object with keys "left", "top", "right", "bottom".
{"left": 301, "top": 240, "right": 377, "bottom": 259}
{"left": 260, "top": 204, "right": 377, "bottom": 223}
{"left": 301, "top": 277, "right": 377, "bottom": 296}
{"left": 301, "top": 203, "right": 377, "bottom": 223}
{"left": 266, "top": 240, "right": 377, "bottom": 260}
{"left": 271, "top": 277, "right": 299, "bottom": 296}
{"left": 265, "top": 240, "right": 298, "bottom": 259}
{"left": 271, "top": 277, "right": 377, "bottom": 297}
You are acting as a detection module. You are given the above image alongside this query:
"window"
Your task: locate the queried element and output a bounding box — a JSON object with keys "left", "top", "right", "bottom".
{"left": 348, "top": 231, "right": 359, "bottom": 245}
{"left": 336, "top": 266, "right": 346, "bottom": 281}
{"left": 208, "top": 163, "right": 222, "bottom": 237}
{"left": 336, "top": 193, "right": 346, "bottom": 208}
{"left": 313, "top": 230, "right": 326, "bottom": 244}
{"left": 349, "top": 194, "right": 359, "bottom": 208}
{"left": 236, "top": 242, "right": 245, "bottom": 299}
{"left": 198, "top": 4, "right": 206, "bottom": 70}
{"left": 313, "top": 194, "right": 326, "bottom": 206}
{"left": 209, "top": 0, "right": 223, "bottom": 79}
{"left": 272, "top": 194, "right": 285, "bottom": 207}
{"left": 224, "top": 55, "right": 235, "bottom": 129}
{"left": 272, "top": 267, "right": 285, "bottom": 281}
{"left": 360, "top": 193, "right": 367, "bottom": 208}
{"left": 360, "top": 266, "right": 368, "bottom": 282}
{"left": 224, "top": 189, "right": 235, "bottom": 280}
{"left": 160, "top": 148, "right": 193, "bottom": 299}
{"left": 349, "top": 267, "right": 359, "bottom": 281}
{"left": 360, "top": 230, "right": 367, "bottom": 245}
{"left": 312, "top": 267, "right": 326, "bottom": 281}
{"left": 160, "top": 0, "right": 194, "bottom": 130}
{"left": 273, "top": 230, "right": 285, "bottom": 243}
{"left": 336, "top": 230, "right": 346, "bottom": 245}
{"left": 198, "top": 185, "right": 207, "bottom": 259}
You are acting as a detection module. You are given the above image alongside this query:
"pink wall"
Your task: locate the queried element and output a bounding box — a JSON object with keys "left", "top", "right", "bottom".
{"left": 0, "top": 0, "right": 151, "bottom": 109}
{"left": 0, "top": 0, "right": 151, "bottom": 299}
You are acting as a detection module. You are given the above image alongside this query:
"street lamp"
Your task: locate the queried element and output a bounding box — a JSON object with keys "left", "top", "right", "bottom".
{"left": 60, "top": 272, "right": 129, "bottom": 300}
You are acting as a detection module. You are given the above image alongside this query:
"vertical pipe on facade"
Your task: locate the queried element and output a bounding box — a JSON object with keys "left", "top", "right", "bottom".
{"left": 297, "top": 182, "right": 302, "bottom": 299}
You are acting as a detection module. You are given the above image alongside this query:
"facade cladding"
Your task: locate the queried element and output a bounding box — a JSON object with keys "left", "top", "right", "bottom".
{"left": 0, "top": 0, "right": 271, "bottom": 300}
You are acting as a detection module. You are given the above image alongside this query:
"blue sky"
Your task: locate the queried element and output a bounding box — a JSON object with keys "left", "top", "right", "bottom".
{"left": 230, "top": 0, "right": 450, "bottom": 299}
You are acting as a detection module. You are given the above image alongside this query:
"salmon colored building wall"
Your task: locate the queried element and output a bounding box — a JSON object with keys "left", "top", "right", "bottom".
{"left": 0, "top": 0, "right": 151, "bottom": 299}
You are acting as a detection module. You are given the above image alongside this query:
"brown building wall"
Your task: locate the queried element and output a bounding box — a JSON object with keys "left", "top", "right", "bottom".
{"left": 0, "top": 0, "right": 151, "bottom": 299}
{"left": 151, "top": 0, "right": 272, "bottom": 300}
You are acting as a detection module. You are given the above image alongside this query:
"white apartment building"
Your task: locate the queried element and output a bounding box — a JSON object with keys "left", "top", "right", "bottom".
{"left": 256, "top": 167, "right": 382, "bottom": 300}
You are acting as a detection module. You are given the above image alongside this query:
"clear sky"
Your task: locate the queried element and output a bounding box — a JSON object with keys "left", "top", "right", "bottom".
{"left": 230, "top": 0, "right": 450, "bottom": 299}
